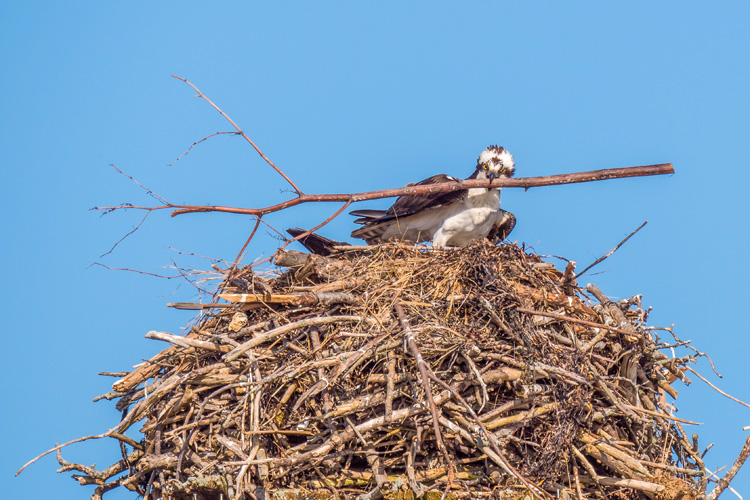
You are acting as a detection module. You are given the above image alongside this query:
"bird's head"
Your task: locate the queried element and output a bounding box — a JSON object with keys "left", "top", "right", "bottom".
{"left": 474, "top": 145, "right": 515, "bottom": 183}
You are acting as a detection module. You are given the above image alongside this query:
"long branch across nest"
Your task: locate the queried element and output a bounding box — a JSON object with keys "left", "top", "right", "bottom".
{"left": 27, "top": 241, "right": 749, "bottom": 500}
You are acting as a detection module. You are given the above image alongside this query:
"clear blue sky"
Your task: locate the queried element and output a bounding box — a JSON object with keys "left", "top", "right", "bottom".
{"left": 2, "top": 2, "right": 748, "bottom": 498}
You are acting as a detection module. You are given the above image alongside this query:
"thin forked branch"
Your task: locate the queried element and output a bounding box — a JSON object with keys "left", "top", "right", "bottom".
{"left": 168, "top": 131, "right": 241, "bottom": 166}
{"left": 575, "top": 220, "right": 649, "bottom": 279}
{"left": 171, "top": 75, "right": 303, "bottom": 195}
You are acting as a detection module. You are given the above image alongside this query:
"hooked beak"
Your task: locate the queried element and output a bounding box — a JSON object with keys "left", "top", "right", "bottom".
{"left": 488, "top": 172, "right": 496, "bottom": 184}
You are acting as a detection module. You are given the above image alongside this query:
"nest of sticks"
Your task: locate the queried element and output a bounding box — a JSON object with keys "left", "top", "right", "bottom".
{"left": 57, "top": 241, "right": 712, "bottom": 499}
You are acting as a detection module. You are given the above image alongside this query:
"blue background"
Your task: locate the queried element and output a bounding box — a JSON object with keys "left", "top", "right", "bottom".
{"left": 2, "top": 2, "right": 748, "bottom": 498}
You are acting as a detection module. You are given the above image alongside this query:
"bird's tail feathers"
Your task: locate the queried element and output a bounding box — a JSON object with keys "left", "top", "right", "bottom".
{"left": 349, "top": 209, "right": 388, "bottom": 224}
{"left": 286, "top": 228, "right": 347, "bottom": 256}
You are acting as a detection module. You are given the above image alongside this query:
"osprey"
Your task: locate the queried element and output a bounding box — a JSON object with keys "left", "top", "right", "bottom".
{"left": 350, "top": 145, "right": 516, "bottom": 247}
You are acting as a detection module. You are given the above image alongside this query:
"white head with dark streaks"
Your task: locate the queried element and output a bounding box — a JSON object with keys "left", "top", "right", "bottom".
{"left": 473, "top": 145, "right": 515, "bottom": 183}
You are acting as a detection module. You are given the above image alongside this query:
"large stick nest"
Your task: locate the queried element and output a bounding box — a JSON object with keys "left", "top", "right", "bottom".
{"left": 61, "top": 242, "right": 708, "bottom": 499}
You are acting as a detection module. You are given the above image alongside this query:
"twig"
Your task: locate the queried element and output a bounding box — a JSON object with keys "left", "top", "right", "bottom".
{"left": 582, "top": 476, "right": 665, "bottom": 495}
{"left": 585, "top": 284, "right": 639, "bottom": 338}
{"left": 641, "top": 460, "right": 704, "bottom": 476}
{"left": 167, "top": 302, "right": 234, "bottom": 310}
{"left": 623, "top": 403, "right": 701, "bottom": 425}
{"left": 516, "top": 307, "right": 638, "bottom": 338}
{"left": 572, "top": 465, "right": 583, "bottom": 500}
{"left": 17, "top": 431, "right": 115, "bottom": 476}
{"left": 232, "top": 215, "right": 262, "bottom": 267}
{"left": 572, "top": 445, "right": 599, "bottom": 482}
{"left": 385, "top": 351, "right": 396, "bottom": 422}
{"left": 462, "top": 352, "right": 488, "bottom": 413}
{"left": 574, "top": 221, "right": 648, "bottom": 279}
{"left": 656, "top": 324, "right": 723, "bottom": 378}
{"left": 168, "top": 131, "right": 240, "bottom": 166}
{"left": 218, "top": 291, "right": 355, "bottom": 306}
{"left": 99, "top": 211, "right": 151, "bottom": 258}
{"left": 685, "top": 367, "right": 750, "bottom": 408}
{"left": 171, "top": 75, "right": 303, "bottom": 195}
{"left": 145, "top": 331, "right": 231, "bottom": 353}
{"left": 108, "top": 164, "right": 170, "bottom": 205}
{"left": 87, "top": 262, "right": 199, "bottom": 280}
{"left": 705, "top": 436, "right": 750, "bottom": 500}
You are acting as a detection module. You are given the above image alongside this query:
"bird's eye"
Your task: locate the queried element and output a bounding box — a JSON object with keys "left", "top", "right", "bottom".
{"left": 483, "top": 164, "right": 488, "bottom": 171}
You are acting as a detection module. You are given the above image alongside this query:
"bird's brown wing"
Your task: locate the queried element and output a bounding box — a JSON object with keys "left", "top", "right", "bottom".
{"left": 350, "top": 174, "right": 466, "bottom": 225}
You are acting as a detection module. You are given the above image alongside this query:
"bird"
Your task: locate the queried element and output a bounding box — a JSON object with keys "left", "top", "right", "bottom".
{"left": 288, "top": 213, "right": 516, "bottom": 255}
{"left": 349, "top": 145, "right": 516, "bottom": 247}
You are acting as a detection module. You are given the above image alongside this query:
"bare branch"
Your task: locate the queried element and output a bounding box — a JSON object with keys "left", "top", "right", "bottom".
{"left": 87, "top": 262, "right": 205, "bottom": 280}
{"left": 168, "top": 131, "right": 240, "bottom": 166}
{"left": 516, "top": 307, "right": 642, "bottom": 338}
{"left": 685, "top": 367, "right": 750, "bottom": 408}
{"left": 575, "top": 220, "right": 648, "bottom": 279}
{"left": 171, "top": 75, "right": 303, "bottom": 195}
{"left": 166, "top": 247, "right": 233, "bottom": 266}
{"left": 92, "top": 163, "right": 674, "bottom": 220}
{"left": 232, "top": 216, "right": 263, "bottom": 266}
{"left": 704, "top": 436, "right": 750, "bottom": 500}
{"left": 100, "top": 211, "right": 151, "bottom": 258}
{"left": 16, "top": 431, "right": 115, "bottom": 476}
{"left": 109, "top": 164, "right": 170, "bottom": 205}
{"left": 170, "top": 257, "right": 211, "bottom": 295}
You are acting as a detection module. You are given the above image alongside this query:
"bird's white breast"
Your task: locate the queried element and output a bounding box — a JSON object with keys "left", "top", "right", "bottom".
{"left": 433, "top": 188, "right": 501, "bottom": 247}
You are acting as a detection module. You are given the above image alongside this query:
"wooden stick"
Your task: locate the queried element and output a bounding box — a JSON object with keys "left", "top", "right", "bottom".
{"left": 218, "top": 291, "right": 356, "bottom": 306}
{"left": 384, "top": 351, "right": 396, "bottom": 422}
{"left": 574, "top": 221, "right": 648, "bottom": 279}
{"left": 145, "top": 331, "right": 231, "bottom": 353}
{"left": 93, "top": 163, "right": 674, "bottom": 218}
{"left": 705, "top": 438, "right": 750, "bottom": 500}
{"left": 640, "top": 460, "right": 703, "bottom": 476}
{"left": 585, "top": 284, "right": 639, "bottom": 338}
{"left": 685, "top": 367, "right": 750, "bottom": 408}
{"left": 171, "top": 75, "right": 302, "bottom": 195}
{"left": 516, "top": 307, "right": 638, "bottom": 338}
{"left": 17, "top": 431, "right": 115, "bottom": 476}
{"left": 623, "top": 403, "right": 701, "bottom": 425}
{"left": 224, "top": 316, "right": 369, "bottom": 362}
{"left": 580, "top": 476, "right": 665, "bottom": 494}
